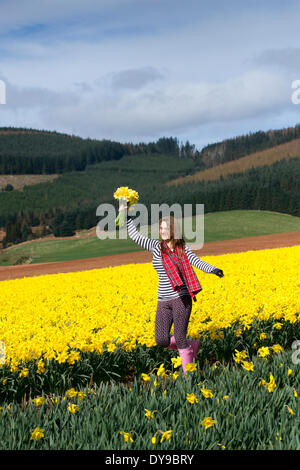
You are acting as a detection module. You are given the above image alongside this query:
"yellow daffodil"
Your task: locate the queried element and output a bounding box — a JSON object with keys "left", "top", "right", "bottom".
{"left": 171, "top": 357, "right": 182, "bottom": 368}
{"left": 160, "top": 430, "right": 172, "bottom": 443}
{"left": 141, "top": 373, "right": 151, "bottom": 382}
{"left": 30, "top": 427, "right": 44, "bottom": 440}
{"left": 272, "top": 344, "right": 283, "bottom": 354}
{"left": 36, "top": 359, "right": 45, "bottom": 374}
{"left": 120, "top": 431, "right": 134, "bottom": 443}
{"left": 185, "top": 362, "right": 197, "bottom": 372}
{"left": 200, "top": 386, "right": 214, "bottom": 398}
{"left": 201, "top": 417, "right": 217, "bottom": 429}
{"left": 157, "top": 364, "right": 166, "bottom": 377}
{"left": 172, "top": 371, "right": 179, "bottom": 380}
{"left": 233, "top": 350, "right": 248, "bottom": 364}
{"left": 267, "top": 374, "right": 276, "bottom": 393}
{"left": 66, "top": 388, "right": 78, "bottom": 398}
{"left": 19, "top": 368, "right": 29, "bottom": 378}
{"left": 145, "top": 409, "right": 156, "bottom": 419}
{"left": 67, "top": 351, "right": 81, "bottom": 365}
{"left": 186, "top": 393, "right": 198, "bottom": 404}
{"left": 32, "top": 397, "right": 45, "bottom": 407}
{"left": 49, "top": 394, "right": 58, "bottom": 404}
{"left": 258, "top": 347, "right": 270, "bottom": 358}
{"left": 258, "top": 379, "right": 267, "bottom": 387}
{"left": 241, "top": 360, "right": 254, "bottom": 371}
{"left": 68, "top": 403, "right": 79, "bottom": 413}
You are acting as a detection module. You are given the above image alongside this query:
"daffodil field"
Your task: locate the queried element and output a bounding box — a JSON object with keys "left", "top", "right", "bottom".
{"left": 0, "top": 245, "right": 299, "bottom": 449}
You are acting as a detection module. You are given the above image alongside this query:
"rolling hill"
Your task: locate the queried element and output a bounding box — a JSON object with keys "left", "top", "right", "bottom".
{"left": 166, "top": 137, "right": 300, "bottom": 186}
{"left": 0, "top": 124, "right": 299, "bottom": 252}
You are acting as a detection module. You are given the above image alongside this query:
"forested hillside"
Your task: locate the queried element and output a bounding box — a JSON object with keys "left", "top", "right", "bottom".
{"left": 167, "top": 137, "right": 300, "bottom": 186}
{"left": 2, "top": 123, "right": 300, "bottom": 175}
{"left": 0, "top": 125, "right": 299, "bottom": 248}
{"left": 0, "top": 154, "right": 299, "bottom": 248}
{"left": 0, "top": 127, "right": 183, "bottom": 174}
{"left": 200, "top": 123, "right": 300, "bottom": 167}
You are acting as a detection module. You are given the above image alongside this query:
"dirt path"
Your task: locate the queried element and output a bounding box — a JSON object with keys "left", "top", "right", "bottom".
{"left": 0, "top": 231, "right": 299, "bottom": 282}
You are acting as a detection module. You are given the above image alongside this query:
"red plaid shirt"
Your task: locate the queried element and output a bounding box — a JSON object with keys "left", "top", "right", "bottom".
{"left": 160, "top": 240, "right": 202, "bottom": 302}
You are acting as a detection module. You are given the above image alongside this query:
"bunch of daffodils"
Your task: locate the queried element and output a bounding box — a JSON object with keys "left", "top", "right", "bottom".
{"left": 113, "top": 186, "right": 139, "bottom": 227}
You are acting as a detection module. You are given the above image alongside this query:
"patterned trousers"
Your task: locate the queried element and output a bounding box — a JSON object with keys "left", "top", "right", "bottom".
{"left": 154, "top": 295, "right": 192, "bottom": 349}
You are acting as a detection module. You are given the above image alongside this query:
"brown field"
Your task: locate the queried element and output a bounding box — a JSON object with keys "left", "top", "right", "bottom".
{"left": 0, "top": 129, "right": 61, "bottom": 190}
{"left": 0, "top": 174, "right": 59, "bottom": 191}
{"left": 167, "top": 138, "right": 300, "bottom": 186}
{"left": 0, "top": 230, "right": 299, "bottom": 282}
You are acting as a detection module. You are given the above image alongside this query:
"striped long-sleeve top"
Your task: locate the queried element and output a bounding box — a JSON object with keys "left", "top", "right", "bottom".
{"left": 126, "top": 214, "right": 219, "bottom": 301}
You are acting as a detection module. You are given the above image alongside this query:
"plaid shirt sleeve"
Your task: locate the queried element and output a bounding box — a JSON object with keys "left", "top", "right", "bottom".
{"left": 184, "top": 244, "right": 218, "bottom": 273}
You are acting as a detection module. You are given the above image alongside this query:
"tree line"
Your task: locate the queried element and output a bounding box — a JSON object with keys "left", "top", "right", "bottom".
{"left": 2, "top": 124, "right": 300, "bottom": 176}
{"left": 1, "top": 156, "right": 299, "bottom": 247}
{"left": 200, "top": 124, "right": 300, "bottom": 167}
{"left": 0, "top": 128, "right": 196, "bottom": 174}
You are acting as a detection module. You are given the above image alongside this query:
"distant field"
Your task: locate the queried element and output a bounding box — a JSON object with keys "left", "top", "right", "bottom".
{"left": 0, "top": 174, "right": 59, "bottom": 191}
{"left": 0, "top": 210, "right": 300, "bottom": 266}
{"left": 167, "top": 138, "right": 300, "bottom": 186}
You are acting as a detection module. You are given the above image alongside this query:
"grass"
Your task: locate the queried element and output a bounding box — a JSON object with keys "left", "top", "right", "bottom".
{"left": 0, "top": 210, "right": 300, "bottom": 266}
{"left": 204, "top": 209, "right": 300, "bottom": 242}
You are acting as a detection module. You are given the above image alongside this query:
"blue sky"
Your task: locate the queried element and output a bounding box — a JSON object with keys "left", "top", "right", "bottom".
{"left": 0, "top": 0, "right": 300, "bottom": 150}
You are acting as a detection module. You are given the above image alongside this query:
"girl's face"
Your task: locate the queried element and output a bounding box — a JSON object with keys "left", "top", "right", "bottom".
{"left": 160, "top": 221, "right": 170, "bottom": 240}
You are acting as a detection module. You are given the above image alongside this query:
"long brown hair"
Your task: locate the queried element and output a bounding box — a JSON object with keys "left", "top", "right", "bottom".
{"left": 159, "top": 215, "right": 186, "bottom": 257}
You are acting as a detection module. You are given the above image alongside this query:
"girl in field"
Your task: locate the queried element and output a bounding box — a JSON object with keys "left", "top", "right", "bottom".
{"left": 119, "top": 203, "right": 224, "bottom": 375}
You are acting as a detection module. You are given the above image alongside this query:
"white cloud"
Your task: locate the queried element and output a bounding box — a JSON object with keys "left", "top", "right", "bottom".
{"left": 1, "top": 0, "right": 300, "bottom": 146}
{"left": 108, "top": 67, "right": 165, "bottom": 90}
{"left": 251, "top": 47, "right": 300, "bottom": 74}
{"left": 0, "top": 76, "right": 77, "bottom": 109}
{"left": 31, "top": 67, "right": 290, "bottom": 143}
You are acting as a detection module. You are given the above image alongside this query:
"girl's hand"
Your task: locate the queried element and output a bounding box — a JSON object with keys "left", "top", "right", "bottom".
{"left": 212, "top": 268, "right": 224, "bottom": 278}
{"left": 119, "top": 202, "right": 128, "bottom": 212}
{"left": 115, "top": 202, "right": 128, "bottom": 227}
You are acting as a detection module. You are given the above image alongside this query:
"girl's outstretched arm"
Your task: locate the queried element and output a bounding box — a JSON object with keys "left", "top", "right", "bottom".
{"left": 184, "top": 244, "right": 223, "bottom": 275}
{"left": 125, "top": 211, "right": 159, "bottom": 252}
